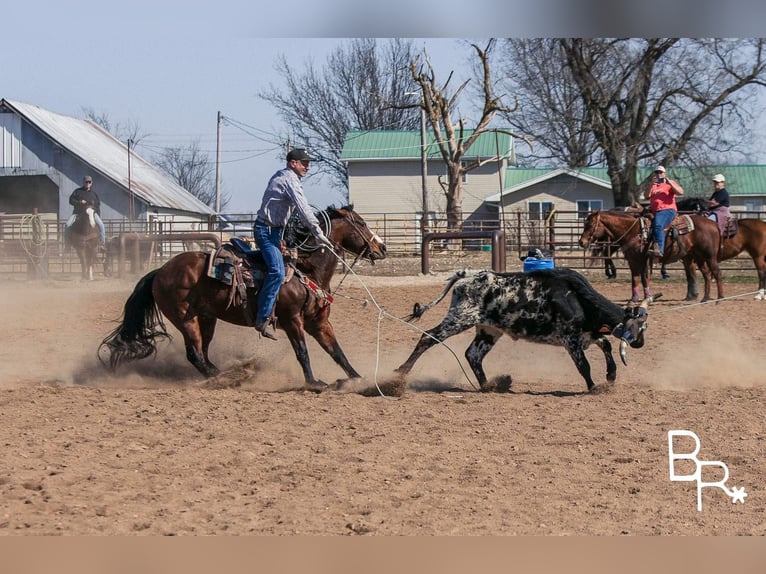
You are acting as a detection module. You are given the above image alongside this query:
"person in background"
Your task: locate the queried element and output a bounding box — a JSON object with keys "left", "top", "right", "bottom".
{"left": 65, "top": 175, "right": 106, "bottom": 245}
{"left": 251, "top": 148, "right": 333, "bottom": 340}
{"left": 644, "top": 165, "right": 684, "bottom": 258}
{"left": 706, "top": 173, "right": 731, "bottom": 236}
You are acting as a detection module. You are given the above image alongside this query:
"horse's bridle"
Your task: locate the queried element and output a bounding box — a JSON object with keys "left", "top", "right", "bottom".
{"left": 584, "top": 211, "right": 640, "bottom": 247}
{"left": 298, "top": 208, "right": 379, "bottom": 263}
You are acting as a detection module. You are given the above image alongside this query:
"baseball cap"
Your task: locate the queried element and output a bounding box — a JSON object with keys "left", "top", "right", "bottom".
{"left": 654, "top": 165, "right": 666, "bottom": 173}
{"left": 286, "top": 148, "right": 314, "bottom": 162}
{"left": 84, "top": 175, "right": 93, "bottom": 183}
{"left": 712, "top": 173, "right": 725, "bottom": 183}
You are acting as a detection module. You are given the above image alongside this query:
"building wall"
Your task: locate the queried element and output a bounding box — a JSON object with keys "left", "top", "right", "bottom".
{"left": 348, "top": 159, "right": 506, "bottom": 216}
{"left": 500, "top": 175, "right": 615, "bottom": 214}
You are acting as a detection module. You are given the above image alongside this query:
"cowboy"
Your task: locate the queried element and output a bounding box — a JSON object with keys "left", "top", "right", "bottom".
{"left": 251, "top": 149, "right": 332, "bottom": 340}
{"left": 65, "top": 175, "right": 106, "bottom": 244}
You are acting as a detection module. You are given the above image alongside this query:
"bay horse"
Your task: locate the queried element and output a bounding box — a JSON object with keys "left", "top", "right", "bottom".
{"left": 66, "top": 207, "right": 100, "bottom": 280}
{"left": 579, "top": 210, "right": 723, "bottom": 302}
{"left": 98, "top": 205, "right": 387, "bottom": 391}
{"left": 672, "top": 197, "right": 766, "bottom": 300}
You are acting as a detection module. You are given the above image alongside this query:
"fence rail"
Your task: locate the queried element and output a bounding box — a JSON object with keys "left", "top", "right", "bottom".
{"left": 1, "top": 209, "right": 764, "bottom": 278}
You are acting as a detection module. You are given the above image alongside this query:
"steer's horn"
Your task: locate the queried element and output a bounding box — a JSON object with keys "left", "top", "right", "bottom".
{"left": 619, "top": 339, "right": 629, "bottom": 366}
{"left": 639, "top": 292, "right": 663, "bottom": 310}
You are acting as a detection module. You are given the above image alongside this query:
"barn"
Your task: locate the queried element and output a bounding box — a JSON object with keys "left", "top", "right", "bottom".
{"left": 0, "top": 98, "right": 215, "bottom": 231}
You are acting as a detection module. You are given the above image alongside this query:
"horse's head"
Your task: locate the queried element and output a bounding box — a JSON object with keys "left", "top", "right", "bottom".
{"left": 676, "top": 196, "right": 710, "bottom": 213}
{"left": 85, "top": 207, "right": 96, "bottom": 228}
{"left": 578, "top": 211, "right": 605, "bottom": 249}
{"left": 325, "top": 205, "right": 387, "bottom": 264}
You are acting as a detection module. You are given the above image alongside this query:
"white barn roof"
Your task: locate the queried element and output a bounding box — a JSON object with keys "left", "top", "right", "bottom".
{"left": 4, "top": 99, "right": 214, "bottom": 215}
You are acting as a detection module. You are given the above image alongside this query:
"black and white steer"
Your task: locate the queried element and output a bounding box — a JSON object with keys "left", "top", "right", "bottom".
{"left": 396, "top": 268, "right": 660, "bottom": 392}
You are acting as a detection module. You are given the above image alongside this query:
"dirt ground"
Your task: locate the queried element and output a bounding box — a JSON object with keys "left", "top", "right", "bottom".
{"left": 1, "top": 254, "right": 765, "bottom": 535}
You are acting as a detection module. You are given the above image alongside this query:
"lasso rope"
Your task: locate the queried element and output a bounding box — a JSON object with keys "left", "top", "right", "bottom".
{"left": 649, "top": 289, "right": 763, "bottom": 316}
{"left": 19, "top": 214, "right": 49, "bottom": 277}
{"left": 324, "top": 245, "right": 477, "bottom": 399}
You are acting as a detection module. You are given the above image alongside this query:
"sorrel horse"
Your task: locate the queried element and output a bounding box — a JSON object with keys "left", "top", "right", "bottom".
{"left": 673, "top": 197, "right": 766, "bottom": 300}
{"left": 579, "top": 210, "right": 723, "bottom": 302}
{"left": 66, "top": 207, "right": 100, "bottom": 280}
{"left": 98, "top": 205, "right": 387, "bottom": 391}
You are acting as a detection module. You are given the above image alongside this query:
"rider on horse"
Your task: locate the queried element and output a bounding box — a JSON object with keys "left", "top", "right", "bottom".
{"left": 65, "top": 175, "right": 106, "bottom": 246}
{"left": 644, "top": 165, "right": 684, "bottom": 258}
{"left": 252, "top": 149, "right": 333, "bottom": 340}
{"left": 706, "top": 173, "right": 731, "bottom": 237}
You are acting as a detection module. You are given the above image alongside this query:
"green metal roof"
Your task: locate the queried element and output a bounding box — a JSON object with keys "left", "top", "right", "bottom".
{"left": 504, "top": 165, "right": 766, "bottom": 196}
{"left": 341, "top": 129, "right": 513, "bottom": 161}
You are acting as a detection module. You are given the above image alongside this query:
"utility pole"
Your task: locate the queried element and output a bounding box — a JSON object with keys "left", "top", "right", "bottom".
{"left": 215, "top": 111, "right": 222, "bottom": 217}
{"left": 127, "top": 138, "right": 133, "bottom": 220}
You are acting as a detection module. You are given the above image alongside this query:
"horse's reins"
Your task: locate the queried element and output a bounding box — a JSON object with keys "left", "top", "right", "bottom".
{"left": 588, "top": 211, "right": 642, "bottom": 247}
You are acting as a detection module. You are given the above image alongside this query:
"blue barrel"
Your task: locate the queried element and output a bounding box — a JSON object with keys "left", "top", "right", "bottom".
{"left": 523, "top": 257, "right": 555, "bottom": 273}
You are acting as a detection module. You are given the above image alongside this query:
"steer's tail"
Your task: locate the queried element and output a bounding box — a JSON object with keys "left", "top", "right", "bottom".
{"left": 403, "top": 269, "right": 471, "bottom": 322}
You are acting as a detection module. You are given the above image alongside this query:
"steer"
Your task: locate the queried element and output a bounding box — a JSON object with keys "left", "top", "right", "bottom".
{"left": 396, "top": 267, "right": 660, "bottom": 392}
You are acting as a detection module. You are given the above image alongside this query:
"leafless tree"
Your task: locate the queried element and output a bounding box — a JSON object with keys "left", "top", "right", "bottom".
{"left": 498, "top": 39, "right": 602, "bottom": 168}
{"left": 410, "top": 39, "right": 514, "bottom": 229}
{"left": 259, "top": 38, "right": 420, "bottom": 190}
{"left": 81, "top": 107, "right": 147, "bottom": 146}
{"left": 500, "top": 38, "right": 766, "bottom": 206}
{"left": 153, "top": 141, "right": 228, "bottom": 210}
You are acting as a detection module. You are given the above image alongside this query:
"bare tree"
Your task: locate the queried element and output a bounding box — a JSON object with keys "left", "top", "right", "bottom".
{"left": 153, "top": 141, "right": 228, "bottom": 210}
{"left": 501, "top": 38, "right": 766, "bottom": 206}
{"left": 81, "top": 107, "right": 147, "bottom": 146}
{"left": 259, "top": 38, "right": 420, "bottom": 191}
{"left": 410, "top": 39, "right": 514, "bottom": 229}
{"left": 499, "top": 39, "right": 602, "bottom": 168}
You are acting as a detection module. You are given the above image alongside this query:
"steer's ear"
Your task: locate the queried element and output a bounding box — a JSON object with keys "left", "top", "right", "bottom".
{"left": 598, "top": 325, "right": 612, "bottom": 334}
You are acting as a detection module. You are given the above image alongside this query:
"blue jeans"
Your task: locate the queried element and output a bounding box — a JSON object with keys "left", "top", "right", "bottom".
{"left": 652, "top": 208, "right": 676, "bottom": 253}
{"left": 252, "top": 223, "right": 284, "bottom": 325}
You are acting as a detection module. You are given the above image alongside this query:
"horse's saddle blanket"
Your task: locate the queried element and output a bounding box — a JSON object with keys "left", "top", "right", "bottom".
{"left": 669, "top": 214, "right": 695, "bottom": 235}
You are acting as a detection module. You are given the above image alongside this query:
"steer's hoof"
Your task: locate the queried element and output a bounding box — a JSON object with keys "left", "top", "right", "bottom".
{"left": 483, "top": 375, "right": 513, "bottom": 393}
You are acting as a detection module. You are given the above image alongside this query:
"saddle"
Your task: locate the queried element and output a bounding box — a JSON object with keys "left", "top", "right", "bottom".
{"left": 206, "top": 237, "right": 325, "bottom": 327}
{"left": 640, "top": 214, "right": 696, "bottom": 257}
{"left": 700, "top": 211, "right": 739, "bottom": 239}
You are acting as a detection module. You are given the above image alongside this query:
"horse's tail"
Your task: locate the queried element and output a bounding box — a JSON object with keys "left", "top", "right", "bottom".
{"left": 403, "top": 269, "right": 469, "bottom": 322}
{"left": 98, "top": 269, "right": 170, "bottom": 370}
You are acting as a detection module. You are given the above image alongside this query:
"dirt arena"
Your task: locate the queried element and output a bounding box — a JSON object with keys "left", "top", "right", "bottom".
{"left": 1, "top": 255, "right": 765, "bottom": 535}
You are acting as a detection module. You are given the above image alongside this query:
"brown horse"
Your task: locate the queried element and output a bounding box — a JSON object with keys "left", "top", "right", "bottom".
{"left": 98, "top": 205, "right": 387, "bottom": 391}
{"left": 579, "top": 210, "right": 723, "bottom": 302}
{"left": 66, "top": 207, "right": 100, "bottom": 280}
{"left": 672, "top": 197, "right": 766, "bottom": 300}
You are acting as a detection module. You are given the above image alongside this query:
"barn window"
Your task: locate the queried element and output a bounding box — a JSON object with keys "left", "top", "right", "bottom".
{"left": 528, "top": 201, "right": 553, "bottom": 221}
{"left": 576, "top": 199, "right": 603, "bottom": 218}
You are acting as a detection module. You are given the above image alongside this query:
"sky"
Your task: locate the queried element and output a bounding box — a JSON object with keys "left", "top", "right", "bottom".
{"left": 5, "top": 1, "right": 766, "bottom": 215}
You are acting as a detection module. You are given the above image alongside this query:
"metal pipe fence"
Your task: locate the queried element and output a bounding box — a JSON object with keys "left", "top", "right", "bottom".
{"left": 1, "top": 209, "right": 764, "bottom": 278}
